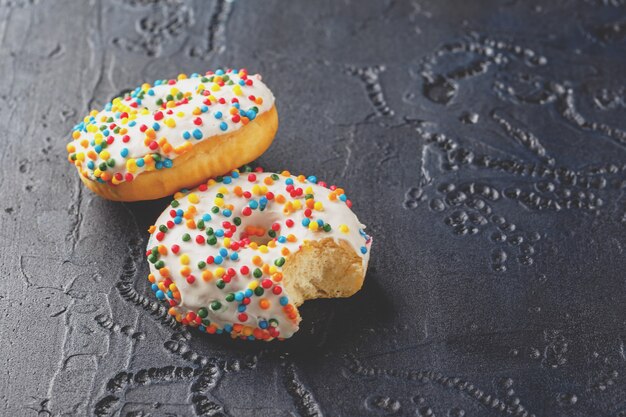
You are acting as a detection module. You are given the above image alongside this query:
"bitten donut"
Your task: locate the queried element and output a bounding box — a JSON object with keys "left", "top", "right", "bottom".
{"left": 66, "top": 69, "right": 278, "bottom": 201}
{"left": 146, "top": 167, "right": 372, "bottom": 341}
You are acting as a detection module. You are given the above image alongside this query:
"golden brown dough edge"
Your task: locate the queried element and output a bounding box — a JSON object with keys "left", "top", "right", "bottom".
{"left": 77, "top": 105, "right": 279, "bottom": 202}
{"left": 281, "top": 237, "right": 366, "bottom": 307}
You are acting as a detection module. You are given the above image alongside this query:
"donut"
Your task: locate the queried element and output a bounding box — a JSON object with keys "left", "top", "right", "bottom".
{"left": 145, "top": 167, "right": 372, "bottom": 341}
{"left": 66, "top": 69, "right": 278, "bottom": 201}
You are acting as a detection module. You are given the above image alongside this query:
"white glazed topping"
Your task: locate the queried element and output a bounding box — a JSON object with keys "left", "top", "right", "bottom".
{"left": 146, "top": 168, "right": 372, "bottom": 341}
{"left": 66, "top": 69, "right": 275, "bottom": 185}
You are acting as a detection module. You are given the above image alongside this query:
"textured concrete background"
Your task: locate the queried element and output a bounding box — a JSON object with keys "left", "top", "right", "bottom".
{"left": 1, "top": 0, "right": 626, "bottom": 416}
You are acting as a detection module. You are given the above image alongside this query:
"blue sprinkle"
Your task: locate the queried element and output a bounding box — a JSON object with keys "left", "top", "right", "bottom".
{"left": 279, "top": 296, "right": 289, "bottom": 306}
{"left": 214, "top": 111, "right": 223, "bottom": 119}
{"left": 317, "top": 219, "right": 324, "bottom": 227}
{"left": 136, "top": 158, "right": 145, "bottom": 168}
{"left": 153, "top": 122, "right": 160, "bottom": 131}
{"left": 249, "top": 200, "right": 259, "bottom": 209}
{"left": 87, "top": 161, "right": 95, "bottom": 169}
{"left": 230, "top": 253, "right": 238, "bottom": 261}
{"left": 102, "top": 129, "right": 109, "bottom": 136}
{"left": 233, "top": 102, "right": 240, "bottom": 109}
{"left": 201, "top": 105, "right": 208, "bottom": 113}
{"left": 286, "top": 178, "right": 294, "bottom": 185}
{"left": 174, "top": 216, "right": 182, "bottom": 224}
{"left": 202, "top": 214, "right": 211, "bottom": 222}
{"left": 307, "top": 176, "right": 317, "bottom": 183}
{"left": 238, "top": 305, "right": 246, "bottom": 312}
{"left": 231, "top": 171, "right": 240, "bottom": 178}
{"left": 94, "top": 145, "right": 102, "bottom": 153}
{"left": 215, "top": 69, "right": 224, "bottom": 75}
{"left": 176, "top": 209, "right": 184, "bottom": 216}
{"left": 223, "top": 176, "right": 232, "bottom": 184}
{"left": 360, "top": 246, "right": 367, "bottom": 254}
{"left": 216, "top": 328, "right": 224, "bottom": 334}
{"left": 167, "top": 290, "right": 173, "bottom": 298}
{"left": 164, "top": 159, "right": 173, "bottom": 168}
{"left": 224, "top": 324, "right": 233, "bottom": 332}
{"left": 339, "top": 194, "right": 348, "bottom": 202}
{"left": 148, "top": 89, "right": 155, "bottom": 96}
{"left": 155, "top": 161, "right": 163, "bottom": 169}
{"left": 219, "top": 248, "right": 228, "bottom": 257}
{"left": 215, "top": 229, "right": 224, "bottom": 237}
{"left": 155, "top": 290, "right": 165, "bottom": 300}
{"left": 259, "top": 197, "right": 268, "bottom": 206}
{"left": 259, "top": 320, "right": 268, "bottom": 329}
{"left": 129, "top": 121, "right": 136, "bottom": 127}
{"left": 214, "top": 255, "right": 223, "bottom": 264}
{"left": 278, "top": 236, "right": 286, "bottom": 243}
{"left": 239, "top": 80, "right": 245, "bottom": 86}
{"left": 222, "top": 209, "right": 232, "bottom": 217}
{"left": 247, "top": 110, "right": 256, "bottom": 120}
{"left": 151, "top": 284, "right": 158, "bottom": 292}
{"left": 235, "top": 292, "right": 244, "bottom": 302}
{"left": 244, "top": 289, "right": 253, "bottom": 298}
{"left": 183, "top": 131, "right": 191, "bottom": 140}
{"left": 198, "top": 325, "right": 206, "bottom": 332}
{"left": 220, "top": 122, "right": 228, "bottom": 131}
{"left": 302, "top": 218, "right": 311, "bottom": 227}
{"left": 247, "top": 335, "right": 255, "bottom": 340}
{"left": 120, "top": 148, "right": 129, "bottom": 158}
{"left": 192, "top": 128, "right": 203, "bottom": 139}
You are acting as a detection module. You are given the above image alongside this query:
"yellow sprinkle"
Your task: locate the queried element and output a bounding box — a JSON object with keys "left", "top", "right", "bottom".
{"left": 292, "top": 200, "right": 302, "bottom": 210}
{"left": 223, "top": 237, "right": 231, "bottom": 248}
{"left": 259, "top": 245, "right": 269, "bottom": 253}
{"left": 305, "top": 186, "right": 313, "bottom": 194}
{"left": 314, "top": 201, "right": 324, "bottom": 211}
{"left": 211, "top": 83, "right": 221, "bottom": 92}
{"left": 217, "top": 186, "right": 229, "bottom": 194}
{"left": 180, "top": 254, "right": 190, "bottom": 265}
{"left": 126, "top": 159, "right": 137, "bottom": 173}
{"left": 99, "top": 150, "right": 110, "bottom": 160}
{"left": 233, "top": 85, "right": 243, "bottom": 96}
{"left": 214, "top": 197, "right": 224, "bottom": 207}
{"left": 187, "top": 193, "right": 199, "bottom": 204}
{"left": 308, "top": 222, "right": 319, "bottom": 231}
{"left": 165, "top": 118, "right": 176, "bottom": 128}
{"left": 248, "top": 280, "right": 259, "bottom": 290}
{"left": 176, "top": 111, "right": 184, "bottom": 118}
{"left": 339, "top": 224, "right": 350, "bottom": 233}
{"left": 269, "top": 265, "right": 278, "bottom": 274}
{"left": 215, "top": 267, "right": 225, "bottom": 277}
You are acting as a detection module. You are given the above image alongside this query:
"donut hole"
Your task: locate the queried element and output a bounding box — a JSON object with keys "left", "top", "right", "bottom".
{"left": 241, "top": 226, "right": 273, "bottom": 245}
{"left": 239, "top": 211, "right": 282, "bottom": 245}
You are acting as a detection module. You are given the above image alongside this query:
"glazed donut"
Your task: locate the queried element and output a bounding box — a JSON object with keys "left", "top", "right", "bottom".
{"left": 66, "top": 69, "right": 278, "bottom": 201}
{"left": 146, "top": 167, "right": 372, "bottom": 341}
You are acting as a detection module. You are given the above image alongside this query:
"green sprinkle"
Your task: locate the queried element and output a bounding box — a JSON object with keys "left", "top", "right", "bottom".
{"left": 182, "top": 233, "right": 191, "bottom": 242}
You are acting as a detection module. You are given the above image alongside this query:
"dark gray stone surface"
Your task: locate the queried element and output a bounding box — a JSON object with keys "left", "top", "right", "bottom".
{"left": 1, "top": 0, "right": 625, "bottom": 416}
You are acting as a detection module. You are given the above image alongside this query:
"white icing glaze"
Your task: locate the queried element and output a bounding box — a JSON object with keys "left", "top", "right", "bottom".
{"left": 67, "top": 70, "right": 275, "bottom": 185}
{"left": 146, "top": 169, "right": 372, "bottom": 340}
